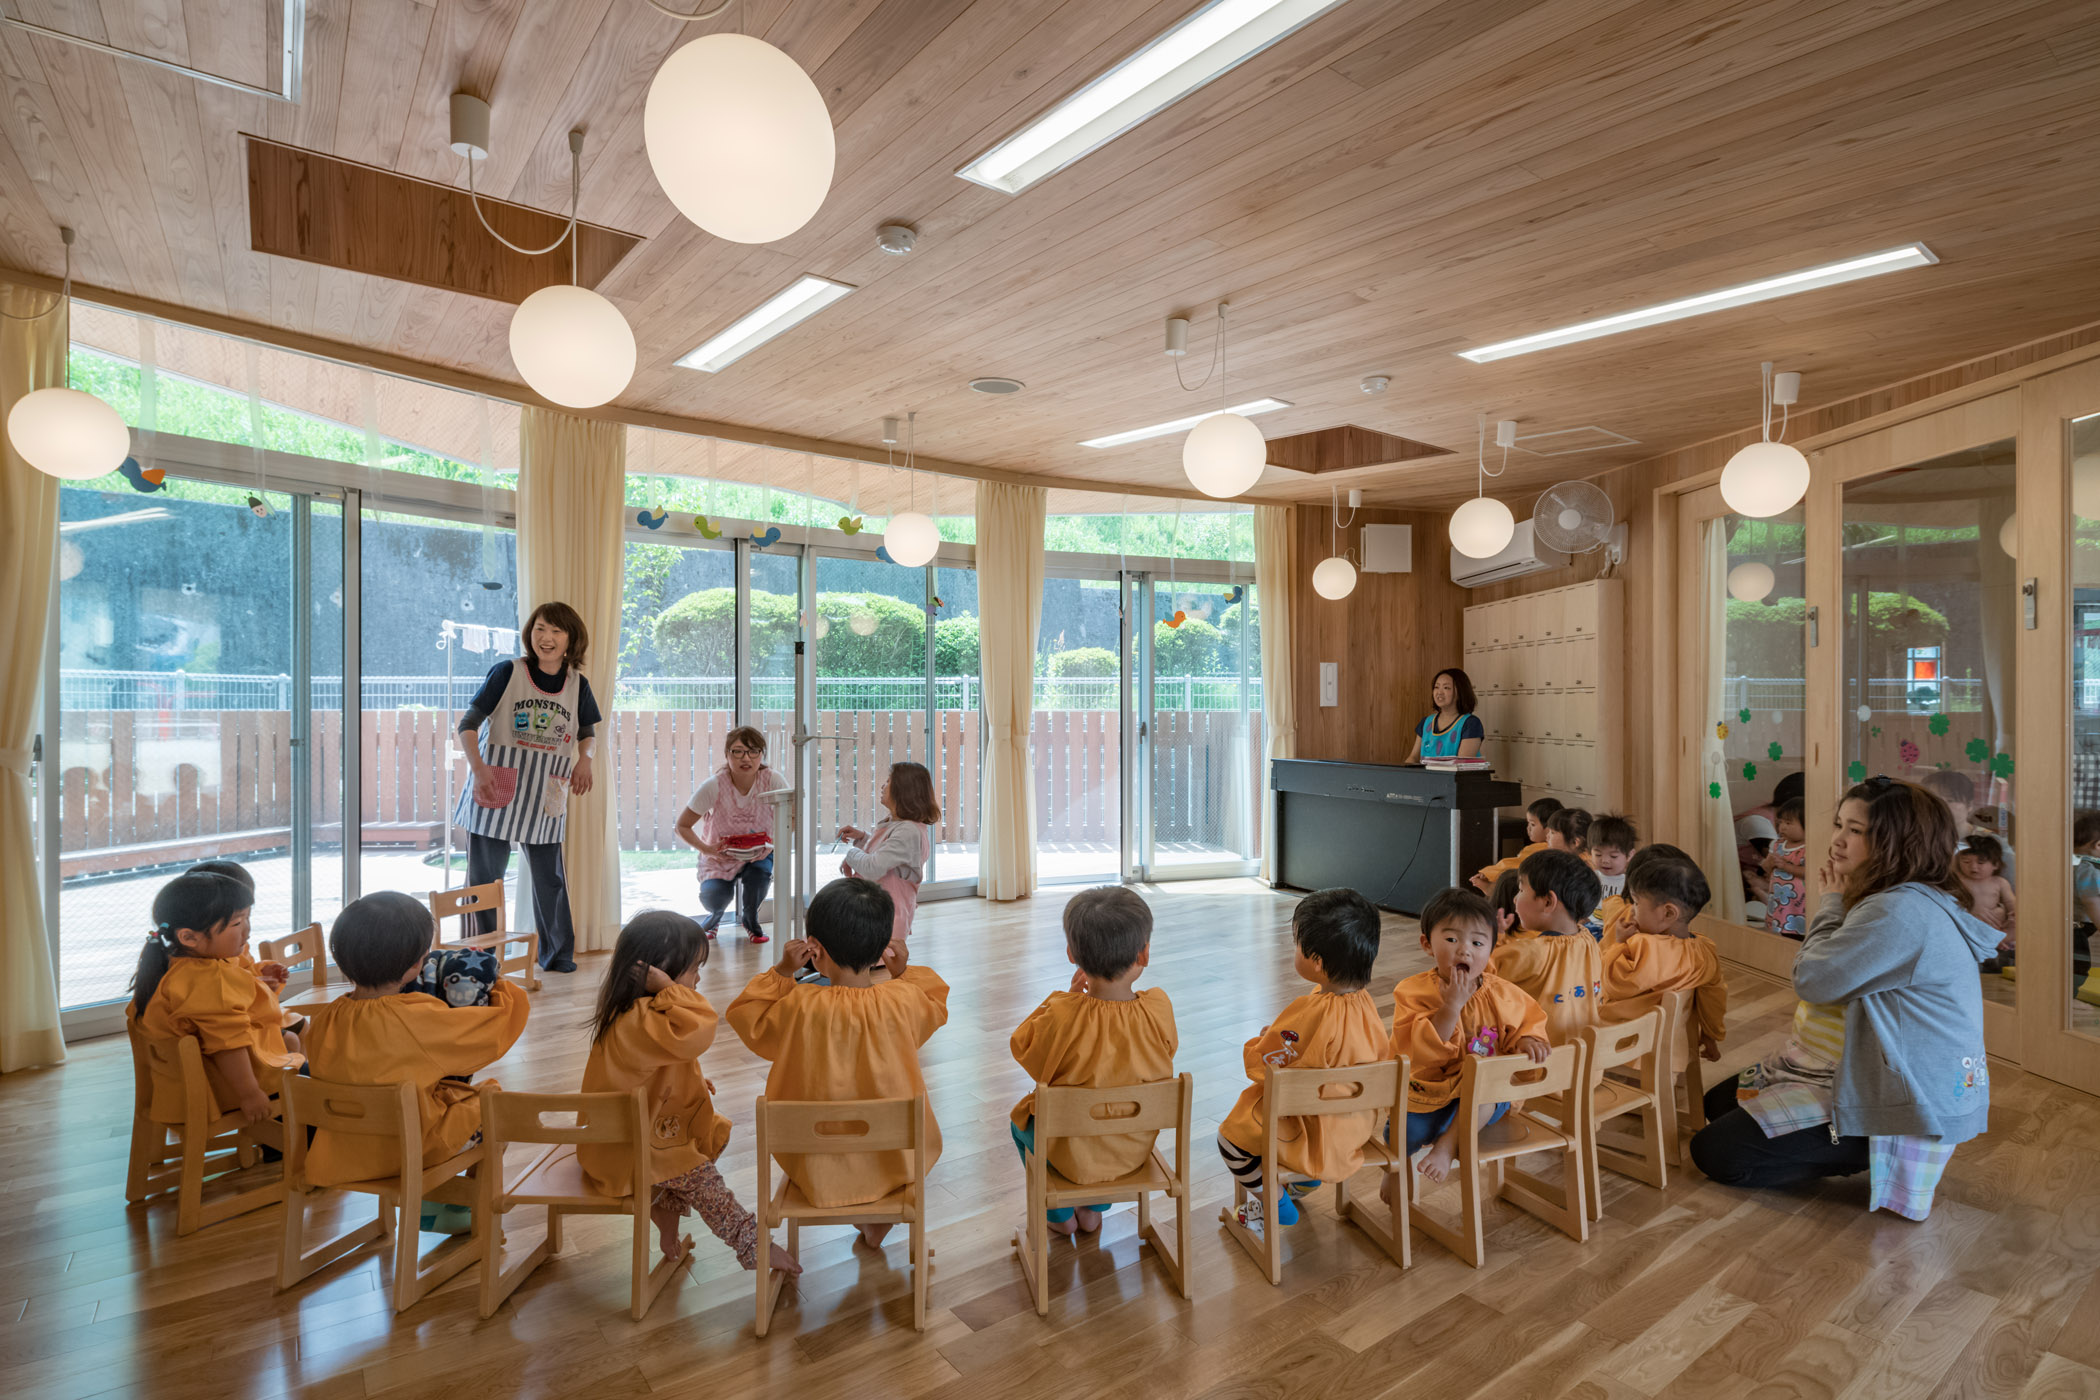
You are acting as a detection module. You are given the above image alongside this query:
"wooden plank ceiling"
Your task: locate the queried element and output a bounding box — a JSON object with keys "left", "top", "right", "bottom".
{"left": 0, "top": 0, "right": 2097, "bottom": 509}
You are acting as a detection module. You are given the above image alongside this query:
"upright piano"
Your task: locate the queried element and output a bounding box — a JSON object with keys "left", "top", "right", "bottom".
{"left": 1271, "top": 759, "right": 1523, "bottom": 916}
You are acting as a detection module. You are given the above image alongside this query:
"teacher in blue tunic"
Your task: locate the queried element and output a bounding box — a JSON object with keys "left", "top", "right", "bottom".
{"left": 1404, "top": 667, "right": 1484, "bottom": 764}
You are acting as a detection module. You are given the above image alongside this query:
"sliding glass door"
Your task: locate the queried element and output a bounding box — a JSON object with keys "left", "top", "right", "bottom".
{"left": 46, "top": 479, "right": 346, "bottom": 1032}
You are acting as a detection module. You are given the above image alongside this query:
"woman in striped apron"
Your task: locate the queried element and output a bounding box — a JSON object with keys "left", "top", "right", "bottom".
{"left": 454, "top": 602, "right": 601, "bottom": 973}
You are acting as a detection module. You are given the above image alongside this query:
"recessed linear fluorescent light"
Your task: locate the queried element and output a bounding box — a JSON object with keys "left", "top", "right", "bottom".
{"left": 1079, "top": 398, "right": 1291, "bottom": 449}
{"left": 1457, "top": 244, "right": 1940, "bottom": 364}
{"left": 674, "top": 275, "right": 856, "bottom": 373}
{"left": 957, "top": 0, "right": 1353, "bottom": 196}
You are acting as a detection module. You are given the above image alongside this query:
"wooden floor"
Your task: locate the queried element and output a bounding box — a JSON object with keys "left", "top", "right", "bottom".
{"left": 7, "top": 880, "right": 2100, "bottom": 1400}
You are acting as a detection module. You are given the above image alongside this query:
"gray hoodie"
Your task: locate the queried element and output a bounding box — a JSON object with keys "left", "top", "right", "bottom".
{"left": 1794, "top": 885, "right": 1995, "bottom": 1142}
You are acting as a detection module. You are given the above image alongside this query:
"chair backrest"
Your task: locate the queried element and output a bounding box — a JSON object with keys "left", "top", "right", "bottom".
{"left": 130, "top": 1027, "right": 209, "bottom": 1116}
{"left": 481, "top": 1086, "right": 646, "bottom": 1149}
{"left": 1265, "top": 1059, "right": 1404, "bottom": 1119}
{"left": 1033, "top": 1075, "right": 1187, "bottom": 1141}
{"left": 1583, "top": 1007, "right": 1664, "bottom": 1093}
{"left": 258, "top": 923, "right": 328, "bottom": 988}
{"left": 431, "top": 882, "right": 505, "bottom": 941}
{"left": 757, "top": 1096, "right": 922, "bottom": 1156}
{"left": 280, "top": 1070, "right": 419, "bottom": 1189}
{"left": 1463, "top": 1042, "right": 1582, "bottom": 1104}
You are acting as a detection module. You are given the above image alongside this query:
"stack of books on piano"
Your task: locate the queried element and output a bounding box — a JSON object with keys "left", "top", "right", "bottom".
{"left": 1423, "top": 756, "right": 1491, "bottom": 772}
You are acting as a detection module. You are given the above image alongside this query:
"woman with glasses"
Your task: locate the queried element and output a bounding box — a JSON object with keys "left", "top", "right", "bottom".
{"left": 674, "top": 726, "right": 788, "bottom": 944}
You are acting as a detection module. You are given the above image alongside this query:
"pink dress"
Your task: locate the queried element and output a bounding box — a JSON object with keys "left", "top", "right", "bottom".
{"left": 841, "top": 820, "right": 930, "bottom": 943}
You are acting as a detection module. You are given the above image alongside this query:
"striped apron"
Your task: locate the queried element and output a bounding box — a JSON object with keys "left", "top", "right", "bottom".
{"left": 451, "top": 659, "right": 580, "bottom": 846}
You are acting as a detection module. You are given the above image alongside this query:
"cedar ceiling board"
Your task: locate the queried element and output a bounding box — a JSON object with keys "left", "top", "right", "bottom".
{"left": 1265, "top": 426, "right": 1450, "bottom": 474}
{"left": 243, "top": 139, "right": 643, "bottom": 303}
{"left": 7, "top": 3, "right": 2100, "bottom": 509}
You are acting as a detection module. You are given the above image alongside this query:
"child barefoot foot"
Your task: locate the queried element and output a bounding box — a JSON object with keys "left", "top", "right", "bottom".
{"left": 651, "top": 1201, "right": 686, "bottom": 1260}
{"left": 856, "top": 1222, "right": 894, "bottom": 1249}
{"left": 1047, "top": 1215, "right": 1079, "bottom": 1237}
{"left": 1073, "top": 1207, "right": 1103, "bottom": 1234}
{"left": 763, "top": 1242, "right": 802, "bottom": 1276}
{"left": 1416, "top": 1125, "right": 1462, "bottom": 1184}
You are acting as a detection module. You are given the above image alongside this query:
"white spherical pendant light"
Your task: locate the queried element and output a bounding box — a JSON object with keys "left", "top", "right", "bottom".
{"left": 1726, "top": 561, "right": 1776, "bottom": 602}
{"left": 1719, "top": 439, "right": 1810, "bottom": 518}
{"left": 883, "top": 511, "right": 939, "bottom": 568}
{"left": 1997, "top": 515, "right": 2018, "bottom": 558}
{"left": 645, "top": 33, "right": 835, "bottom": 245}
{"left": 1182, "top": 411, "right": 1267, "bottom": 498}
{"left": 1311, "top": 555, "right": 1357, "bottom": 600}
{"left": 8, "top": 386, "right": 130, "bottom": 480}
{"left": 1450, "top": 495, "right": 1516, "bottom": 559}
{"left": 509, "top": 284, "right": 635, "bottom": 409}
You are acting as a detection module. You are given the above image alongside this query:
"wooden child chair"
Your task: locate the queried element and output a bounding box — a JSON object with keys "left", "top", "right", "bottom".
{"left": 1576, "top": 1003, "right": 1671, "bottom": 1221}
{"left": 124, "top": 1028, "right": 284, "bottom": 1236}
{"left": 429, "top": 881, "right": 540, "bottom": 992}
{"left": 276, "top": 1068, "right": 487, "bottom": 1313}
{"left": 1011, "top": 1073, "right": 1193, "bottom": 1315}
{"left": 1403, "top": 1044, "right": 1587, "bottom": 1268}
{"left": 476, "top": 1086, "right": 691, "bottom": 1321}
{"left": 1671, "top": 993, "right": 1710, "bottom": 1156}
{"left": 754, "top": 1095, "right": 932, "bottom": 1336}
{"left": 1218, "top": 1058, "right": 1411, "bottom": 1287}
{"left": 258, "top": 923, "right": 330, "bottom": 996}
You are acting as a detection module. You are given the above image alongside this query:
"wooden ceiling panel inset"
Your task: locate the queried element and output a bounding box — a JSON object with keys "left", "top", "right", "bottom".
{"left": 244, "top": 137, "right": 643, "bottom": 305}
{"left": 1264, "top": 424, "right": 1450, "bottom": 474}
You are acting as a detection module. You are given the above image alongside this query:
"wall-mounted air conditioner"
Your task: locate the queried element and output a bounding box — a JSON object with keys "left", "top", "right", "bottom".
{"left": 1449, "top": 518, "right": 1570, "bottom": 588}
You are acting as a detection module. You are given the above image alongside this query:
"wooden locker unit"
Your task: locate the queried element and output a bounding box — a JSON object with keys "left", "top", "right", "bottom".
{"left": 1464, "top": 579, "right": 1622, "bottom": 811}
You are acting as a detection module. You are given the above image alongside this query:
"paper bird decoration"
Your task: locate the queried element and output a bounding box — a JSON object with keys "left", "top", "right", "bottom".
{"left": 1223, "top": 585, "right": 1244, "bottom": 604}
{"left": 117, "top": 458, "right": 165, "bottom": 493}
{"left": 838, "top": 515, "right": 864, "bottom": 535}
{"left": 636, "top": 507, "right": 667, "bottom": 530}
{"left": 750, "top": 526, "right": 782, "bottom": 548}
{"left": 694, "top": 515, "right": 722, "bottom": 539}
{"left": 1165, "top": 610, "right": 1188, "bottom": 628}
{"left": 875, "top": 545, "right": 895, "bottom": 564}
{"left": 246, "top": 494, "right": 271, "bottom": 518}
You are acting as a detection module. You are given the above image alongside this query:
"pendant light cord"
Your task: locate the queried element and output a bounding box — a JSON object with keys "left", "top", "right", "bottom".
{"left": 464, "top": 134, "right": 583, "bottom": 275}
{"left": 1475, "top": 413, "right": 1509, "bottom": 493}
{"left": 1174, "top": 300, "right": 1233, "bottom": 395}
{"left": 1, "top": 227, "right": 69, "bottom": 322}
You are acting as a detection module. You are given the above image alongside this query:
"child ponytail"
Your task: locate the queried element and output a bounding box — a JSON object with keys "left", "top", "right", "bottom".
{"left": 589, "top": 911, "right": 706, "bottom": 1044}
{"left": 130, "top": 872, "right": 254, "bottom": 1014}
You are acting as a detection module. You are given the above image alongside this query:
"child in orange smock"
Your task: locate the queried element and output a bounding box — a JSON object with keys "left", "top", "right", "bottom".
{"left": 1600, "top": 854, "right": 1728, "bottom": 1061}
{"left": 300, "top": 893, "right": 529, "bottom": 1229}
{"left": 128, "top": 871, "right": 303, "bottom": 1126}
{"left": 1586, "top": 815, "right": 1638, "bottom": 939}
{"left": 1217, "top": 888, "right": 1389, "bottom": 1229}
{"left": 1010, "top": 886, "right": 1177, "bottom": 1237}
{"left": 1493, "top": 850, "right": 1603, "bottom": 1046}
{"left": 1387, "top": 888, "right": 1550, "bottom": 1188}
{"left": 580, "top": 911, "right": 799, "bottom": 1277}
{"left": 726, "top": 877, "right": 950, "bottom": 1249}
{"left": 1471, "top": 796, "right": 1562, "bottom": 893}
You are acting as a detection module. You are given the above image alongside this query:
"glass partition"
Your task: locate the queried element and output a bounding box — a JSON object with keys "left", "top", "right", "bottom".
{"left": 1840, "top": 439, "right": 2017, "bottom": 1008}
{"left": 2068, "top": 414, "right": 2100, "bottom": 1037}
{"left": 1036, "top": 572, "right": 1123, "bottom": 883}
{"left": 1715, "top": 508, "right": 1807, "bottom": 931}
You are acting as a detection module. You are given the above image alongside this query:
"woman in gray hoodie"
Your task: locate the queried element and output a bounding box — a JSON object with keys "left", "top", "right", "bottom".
{"left": 1692, "top": 777, "right": 1994, "bottom": 1217}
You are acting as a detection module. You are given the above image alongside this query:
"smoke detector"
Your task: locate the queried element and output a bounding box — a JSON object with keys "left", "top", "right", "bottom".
{"left": 1360, "top": 375, "right": 1390, "bottom": 395}
{"left": 969, "top": 377, "right": 1025, "bottom": 395}
{"left": 877, "top": 223, "right": 917, "bottom": 255}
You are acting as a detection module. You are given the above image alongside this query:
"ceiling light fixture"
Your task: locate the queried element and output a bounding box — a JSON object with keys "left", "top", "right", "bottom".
{"left": 674, "top": 275, "right": 856, "bottom": 373}
{"left": 1457, "top": 244, "right": 1938, "bottom": 363}
{"left": 1312, "top": 485, "right": 1358, "bottom": 600}
{"left": 1449, "top": 416, "right": 1517, "bottom": 559}
{"left": 968, "top": 377, "right": 1025, "bottom": 395}
{"left": 1175, "top": 301, "right": 1269, "bottom": 498}
{"left": 642, "top": 8, "right": 835, "bottom": 244}
{"left": 883, "top": 410, "right": 940, "bottom": 568}
{"left": 1719, "top": 362, "right": 1810, "bottom": 517}
{"left": 957, "top": 0, "right": 1353, "bottom": 195}
{"left": 452, "top": 98, "right": 637, "bottom": 410}
{"left": 1079, "top": 397, "right": 1290, "bottom": 450}
{"left": 5, "top": 227, "right": 131, "bottom": 480}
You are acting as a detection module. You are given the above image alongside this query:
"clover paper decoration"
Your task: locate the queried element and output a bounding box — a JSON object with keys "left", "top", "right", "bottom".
{"left": 1870, "top": 726, "right": 1882, "bottom": 738}
{"left": 1738, "top": 707, "right": 1752, "bottom": 724}
{"left": 1990, "top": 752, "right": 2014, "bottom": 779}
{"left": 1899, "top": 739, "right": 1920, "bottom": 766}
{"left": 1767, "top": 742, "right": 1784, "bottom": 761}
{"left": 1708, "top": 782, "right": 1722, "bottom": 799}
{"left": 1965, "top": 738, "right": 1990, "bottom": 764}
{"left": 1848, "top": 760, "right": 1867, "bottom": 782}
{"left": 1742, "top": 761, "right": 1759, "bottom": 782}
{"left": 1928, "top": 714, "right": 1950, "bottom": 736}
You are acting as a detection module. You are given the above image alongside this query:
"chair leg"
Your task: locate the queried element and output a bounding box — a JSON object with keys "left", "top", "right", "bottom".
{"left": 126, "top": 1117, "right": 161, "bottom": 1203}
{"left": 1261, "top": 1161, "right": 1281, "bottom": 1286}
{"left": 754, "top": 1212, "right": 772, "bottom": 1339}
{"left": 393, "top": 1188, "right": 424, "bottom": 1312}
{"left": 911, "top": 1202, "right": 929, "bottom": 1332}
{"left": 1458, "top": 1150, "right": 1485, "bottom": 1269}
{"left": 1029, "top": 1198, "right": 1050, "bottom": 1317}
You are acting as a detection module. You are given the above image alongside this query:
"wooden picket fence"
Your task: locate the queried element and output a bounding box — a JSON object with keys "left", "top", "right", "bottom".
{"left": 54, "top": 705, "right": 1261, "bottom": 874}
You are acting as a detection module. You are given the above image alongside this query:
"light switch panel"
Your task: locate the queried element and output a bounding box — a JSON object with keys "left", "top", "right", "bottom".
{"left": 1319, "top": 662, "right": 1338, "bottom": 707}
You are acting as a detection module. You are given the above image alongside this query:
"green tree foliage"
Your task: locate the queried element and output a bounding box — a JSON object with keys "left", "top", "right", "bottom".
{"left": 654, "top": 587, "right": 796, "bottom": 674}
{"left": 934, "top": 615, "right": 979, "bottom": 675}
{"left": 1048, "top": 647, "right": 1118, "bottom": 678}
{"left": 813, "top": 592, "right": 925, "bottom": 674}
{"left": 621, "top": 543, "right": 679, "bottom": 672}
{"left": 1727, "top": 592, "right": 1948, "bottom": 677}
{"left": 1153, "top": 617, "right": 1224, "bottom": 675}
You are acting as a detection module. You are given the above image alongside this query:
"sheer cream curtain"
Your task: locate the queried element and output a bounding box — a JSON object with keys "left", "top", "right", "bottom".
{"left": 516, "top": 408, "right": 625, "bottom": 953}
{"left": 1699, "top": 517, "right": 1747, "bottom": 924}
{"left": 976, "top": 481, "right": 1046, "bottom": 900}
{"left": 1254, "top": 505, "right": 1296, "bottom": 883}
{"left": 0, "top": 283, "right": 68, "bottom": 1071}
